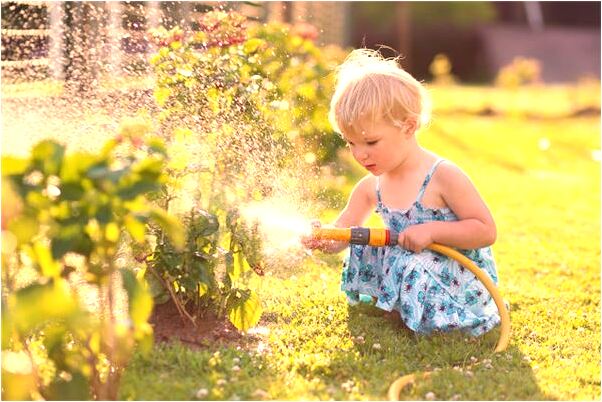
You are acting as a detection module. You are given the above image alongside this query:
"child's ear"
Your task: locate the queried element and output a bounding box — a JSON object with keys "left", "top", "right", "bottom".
{"left": 403, "top": 118, "right": 418, "bottom": 138}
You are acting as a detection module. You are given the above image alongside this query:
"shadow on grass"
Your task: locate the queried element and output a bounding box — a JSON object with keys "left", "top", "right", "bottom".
{"left": 325, "top": 303, "right": 555, "bottom": 400}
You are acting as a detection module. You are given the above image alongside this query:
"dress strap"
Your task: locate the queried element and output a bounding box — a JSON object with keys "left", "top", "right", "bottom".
{"left": 376, "top": 176, "right": 383, "bottom": 207}
{"left": 415, "top": 159, "right": 445, "bottom": 203}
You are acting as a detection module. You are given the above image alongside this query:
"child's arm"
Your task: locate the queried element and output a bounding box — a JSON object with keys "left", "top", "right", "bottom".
{"left": 303, "top": 175, "right": 376, "bottom": 253}
{"left": 398, "top": 163, "right": 497, "bottom": 252}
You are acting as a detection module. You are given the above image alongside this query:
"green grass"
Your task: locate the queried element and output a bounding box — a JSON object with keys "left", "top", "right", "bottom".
{"left": 119, "top": 86, "right": 600, "bottom": 401}
{"left": 3, "top": 81, "right": 598, "bottom": 400}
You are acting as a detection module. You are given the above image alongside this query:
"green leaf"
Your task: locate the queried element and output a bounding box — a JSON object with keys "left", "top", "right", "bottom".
{"left": 195, "top": 209, "right": 219, "bottom": 236}
{"left": 198, "top": 281, "right": 209, "bottom": 298}
{"left": 60, "top": 152, "right": 96, "bottom": 182}
{"left": 51, "top": 225, "right": 93, "bottom": 259}
{"left": 125, "top": 214, "right": 147, "bottom": 243}
{"left": 95, "top": 203, "right": 112, "bottom": 224}
{"left": 44, "top": 371, "right": 90, "bottom": 400}
{"left": 7, "top": 215, "right": 39, "bottom": 245}
{"left": 227, "top": 289, "right": 262, "bottom": 332}
{"left": 32, "top": 241, "right": 61, "bottom": 278}
{"left": 154, "top": 87, "right": 171, "bottom": 107}
{"left": 120, "top": 269, "right": 154, "bottom": 327}
{"left": 146, "top": 137, "right": 167, "bottom": 156}
{"left": 117, "top": 180, "right": 160, "bottom": 201}
{"left": 243, "top": 38, "right": 264, "bottom": 54}
{"left": 31, "top": 140, "right": 65, "bottom": 176}
{"left": 133, "top": 157, "right": 164, "bottom": 180}
{"left": 1, "top": 156, "right": 29, "bottom": 176}
{"left": 13, "top": 279, "right": 81, "bottom": 335}
{"left": 59, "top": 182, "right": 85, "bottom": 201}
{"left": 150, "top": 208, "right": 185, "bottom": 250}
{"left": 87, "top": 164, "right": 111, "bottom": 180}
{"left": 228, "top": 251, "right": 251, "bottom": 282}
{"left": 100, "top": 138, "right": 119, "bottom": 157}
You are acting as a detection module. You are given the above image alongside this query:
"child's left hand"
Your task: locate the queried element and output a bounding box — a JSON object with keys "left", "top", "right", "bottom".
{"left": 397, "top": 224, "right": 434, "bottom": 253}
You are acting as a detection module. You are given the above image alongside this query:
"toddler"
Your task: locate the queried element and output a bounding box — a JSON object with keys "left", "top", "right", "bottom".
{"left": 303, "top": 49, "right": 500, "bottom": 336}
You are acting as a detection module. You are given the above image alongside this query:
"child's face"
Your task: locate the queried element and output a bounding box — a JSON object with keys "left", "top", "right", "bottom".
{"left": 342, "top": 118, "right": 412, "bottom": 176}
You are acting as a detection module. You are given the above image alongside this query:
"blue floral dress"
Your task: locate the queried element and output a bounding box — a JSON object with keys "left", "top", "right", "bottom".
{"left": 341, "top": 159, "right": 500, "bottom": 336}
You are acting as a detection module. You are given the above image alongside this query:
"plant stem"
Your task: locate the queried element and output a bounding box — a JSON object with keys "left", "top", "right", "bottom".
{"left": 149, "top": 267, "right": 197, "bottom": 327}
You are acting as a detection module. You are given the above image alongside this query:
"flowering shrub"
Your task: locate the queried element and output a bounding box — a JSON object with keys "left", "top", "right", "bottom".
{"left": 142, "top": 10, "right": 348, "bottom": 332}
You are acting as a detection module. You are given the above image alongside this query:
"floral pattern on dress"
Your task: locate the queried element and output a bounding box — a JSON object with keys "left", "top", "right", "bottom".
{"left": 341, "top": 159, "right": 500, "bottom": 336}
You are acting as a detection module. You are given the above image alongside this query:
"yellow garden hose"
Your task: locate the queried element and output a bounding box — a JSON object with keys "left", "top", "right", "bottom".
{"left": 387, "top": 243, "right": 510, "bottom": 400}
{"left": 310, "top": 227, "right": 511, "bottom": 400}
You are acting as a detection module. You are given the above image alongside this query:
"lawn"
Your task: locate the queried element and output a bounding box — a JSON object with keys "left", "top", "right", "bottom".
{"left": 117, "top": 86, "right": 601, "bottom": 400}
{"left": 3, "top": 83, "right": 600, "bottom": 400}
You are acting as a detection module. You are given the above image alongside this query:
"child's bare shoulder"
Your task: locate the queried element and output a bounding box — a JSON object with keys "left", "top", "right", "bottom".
{"left": 434, "top": 160, "right": 474, "bottom": 188}
{"left": 353, "top": 174, "right": 378, "bottom": 203}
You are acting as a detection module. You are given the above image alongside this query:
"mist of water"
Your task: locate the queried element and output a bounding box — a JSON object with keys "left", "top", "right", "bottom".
{"left": 3, "top": 2, "right": 328, "bottom": 277}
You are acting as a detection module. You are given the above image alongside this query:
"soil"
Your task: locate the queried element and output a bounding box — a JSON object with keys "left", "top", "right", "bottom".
{"left": 149, "top": 299, "right": 250, "bottom": 348}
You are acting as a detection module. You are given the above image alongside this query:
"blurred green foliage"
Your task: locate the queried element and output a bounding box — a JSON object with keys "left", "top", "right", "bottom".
{"left": 410, "top": 2, "right": 497, "bottom": 27}
{"left": 496, "top": 57, "right": 542, "bottom": 88}
{"left": 1, "top": 131, "right": 184, "bottom": 400}
{"left": 248, "top": 21, "right": 347, "bottom": 163}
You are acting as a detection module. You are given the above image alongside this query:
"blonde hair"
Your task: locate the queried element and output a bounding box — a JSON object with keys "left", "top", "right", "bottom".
{"left": 329, "top": 48, "right": 431, "bottom": 135}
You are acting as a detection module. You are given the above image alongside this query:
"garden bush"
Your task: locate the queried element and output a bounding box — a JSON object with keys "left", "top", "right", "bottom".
{"left": 141, "top": 10, "right": 347, "bottom": 331}
{"left": 1, "top": 131, "right": 184, "bottom": 400}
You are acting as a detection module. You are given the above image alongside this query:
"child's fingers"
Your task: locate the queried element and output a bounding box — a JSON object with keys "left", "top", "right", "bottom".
{"left": 397, "top": 232, "right": 405, "bottom": 248}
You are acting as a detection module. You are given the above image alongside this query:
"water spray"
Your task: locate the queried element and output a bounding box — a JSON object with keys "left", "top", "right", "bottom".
{"left": 310, "top": 226, "right": 511, "bottom": 400}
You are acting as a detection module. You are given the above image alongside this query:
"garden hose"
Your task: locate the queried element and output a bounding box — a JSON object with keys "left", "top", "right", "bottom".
{"left": 311, "top": 227, "right": 511, "bottom": 400}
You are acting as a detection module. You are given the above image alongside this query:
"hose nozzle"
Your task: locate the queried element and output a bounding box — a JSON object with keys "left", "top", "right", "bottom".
{"left": 311, "top": 227, "right": 398, "bottom": 247}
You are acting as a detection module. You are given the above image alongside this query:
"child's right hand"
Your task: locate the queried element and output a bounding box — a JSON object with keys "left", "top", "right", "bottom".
{"left": 300, "top": 220, "right": 331, "bottom": 251}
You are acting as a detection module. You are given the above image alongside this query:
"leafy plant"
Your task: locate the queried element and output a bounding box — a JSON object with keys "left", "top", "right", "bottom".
{"left": 1, "top": 132, "right": 184, "bottom": 400}
{"left": 141, "top": 207, "right": 264, "bottom": 331}
{"left": 141, "top": 10, "right": 338, "bottom": 332}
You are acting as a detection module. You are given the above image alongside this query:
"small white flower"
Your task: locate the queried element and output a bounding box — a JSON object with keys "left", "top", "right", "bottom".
{"left": 355, "top": 336, "right": 365, "bottom": 344}
{"left": 538, "top": 137, "right": 551, "bottom": 151}
{"left": 372, "top": 343, "right": 381, "bottom": 350}
{"left": 231, "top": 365, "right": 240, "bottom": 372}
{"left": 216, "top": 379, "right": 227, "bottom": 386}
{"left": 195, "top": 388, "right": 209, "bottom": 399}
{"left": 232, "top": 357, "right": 240, "bottom": 364}
{"left": 452, "top": 394, "right": 461, "bottom": 400}
{"left": 470, "top": 356, "right": 478, "bottom": 363}
{"left": 341, "top": 380, "right": 354, "bottom": 392}
{"left": 252, "top": 389, "right": 269, "bottom": 399}
{"left": 425, "top": 391, "right": 436, "bottom": 400}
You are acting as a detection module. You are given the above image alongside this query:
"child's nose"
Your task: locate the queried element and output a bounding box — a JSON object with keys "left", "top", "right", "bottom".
{"left": 356, "top": 148, "right": 369, "bottom": 161}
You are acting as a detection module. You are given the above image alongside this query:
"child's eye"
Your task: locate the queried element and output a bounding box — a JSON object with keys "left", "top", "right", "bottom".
{"left": 367, "top": 140, "right": 379, "bottom": 146}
